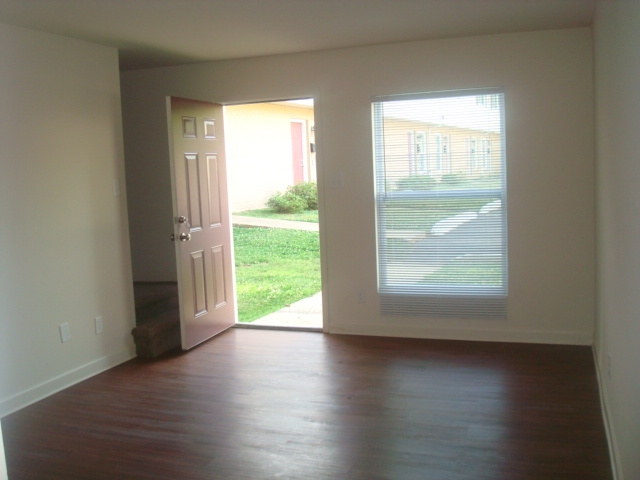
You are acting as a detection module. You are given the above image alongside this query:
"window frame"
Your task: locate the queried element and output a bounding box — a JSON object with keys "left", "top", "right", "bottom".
{"left": 372, "top": 87, "right": 508, "bottom": 318}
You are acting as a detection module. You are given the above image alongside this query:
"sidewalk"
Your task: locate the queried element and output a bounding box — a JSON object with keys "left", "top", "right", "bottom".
{"left": 232, "top": 214, "right": 322, "bottom": 329}
{"left": 250, "top": 292, "right": 322, "bottom": 328}
{"left": 232, "top": 215, "right": 318, "bottom": 231}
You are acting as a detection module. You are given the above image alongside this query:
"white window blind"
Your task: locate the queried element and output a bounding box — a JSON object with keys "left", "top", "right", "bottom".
{"left": 373, "top": 88, "right": 507, "bottom": 318}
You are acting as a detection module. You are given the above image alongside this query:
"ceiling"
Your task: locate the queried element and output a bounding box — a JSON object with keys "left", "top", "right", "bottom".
{"left": 0, "top": 0, "right": 596, "bottom": 71}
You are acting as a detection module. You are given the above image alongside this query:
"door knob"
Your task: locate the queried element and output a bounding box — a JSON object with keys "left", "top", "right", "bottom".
{"left": 177, "top": 216, "right": 190, "bottom": 229}
{"left": 179, "top": 233, "right": 191, "bottom": 242}
{"left": 170, "top": 234, "right": 175, "bottom": 241}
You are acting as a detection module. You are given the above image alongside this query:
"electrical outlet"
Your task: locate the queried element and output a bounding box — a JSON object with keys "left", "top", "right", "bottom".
{"left": 95, "top": 316, "right": 103, "bottom": 335}
{"left": 59, "top": 322, "right": 71, "bottom": 343}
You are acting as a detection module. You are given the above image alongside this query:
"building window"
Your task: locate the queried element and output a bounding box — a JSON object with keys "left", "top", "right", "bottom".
{"left": 467, "top": 137, "right": 478, "bottom": 172}
{"left": 481, "top": 138, "right": 492, "bottom": 171}
{"left": 434, "top": 133, "right": 443, "bottom": 171}
{"left": 476, "top": 94, "right": 500, "bottom": 109}
{"left": 372, "top": 88, "right": 507, "bottom": 318}
{"left": 442, "top": 134, "right": 451, "bottom": 173}
{"left": 415, "top": 131, "right": 428, "bottom": 174}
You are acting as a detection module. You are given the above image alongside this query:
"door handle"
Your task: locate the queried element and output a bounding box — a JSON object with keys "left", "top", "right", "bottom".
{"left": 170, "top": 234, "right": 175, "bottom": 242}
{"left": 179, "top": 233, "right": 191, "bottom": 242}
{"left": 177, "top": 216, "right": 190, "bottom": 229}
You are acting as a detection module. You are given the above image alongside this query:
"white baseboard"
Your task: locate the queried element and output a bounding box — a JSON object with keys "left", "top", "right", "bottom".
{"left": 592, "top": 346, "right": 622, "bottom": 480}
{"left": 327, "top": 323, "right": 593, "bottom": 345}
{"left": 0, "top": 347, "right": 135, "bottom": 418}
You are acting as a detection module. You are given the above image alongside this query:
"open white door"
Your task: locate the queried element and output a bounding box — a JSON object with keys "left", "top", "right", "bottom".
{"left": 0, "top": 423, "right": 7, "bottom": 480}
{"left": 168, "top": 97, "right": 236, "bottom": 350}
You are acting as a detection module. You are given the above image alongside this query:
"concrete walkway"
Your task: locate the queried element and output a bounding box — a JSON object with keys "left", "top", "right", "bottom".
{"left": 232, "top": 215, "right": 318, "bottom": 231}
{"left": 232, "top": 214, "right": 322, "bottom": 329}
{"left": 250, "top": 292, "right": 322, "bottom": 328}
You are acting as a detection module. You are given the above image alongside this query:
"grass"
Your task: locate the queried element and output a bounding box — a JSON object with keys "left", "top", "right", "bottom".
{"left": 234, "top": 208, "right": 319, "bottom": 223}
{"left": 381, "top": 196, "right": 499, "bottom": 232}
{"left": 233, "top": 226, "right": 321, "bottom": 322}
{"left": 420, "top": 256, "right": 503, "bottom": 286}
{"left": 394, "top": 174, "right": 503, "bottom": 191}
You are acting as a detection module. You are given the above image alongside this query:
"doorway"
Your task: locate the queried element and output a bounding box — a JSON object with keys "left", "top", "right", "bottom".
{"left": 224, "top": 99, "right": 322, "bottom": 330}
{"left": 129, "top": 97, "right": 322, "bottom": 359}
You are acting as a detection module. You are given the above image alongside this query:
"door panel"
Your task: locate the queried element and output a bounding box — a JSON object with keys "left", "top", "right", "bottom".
{"left": 207, "top": 154, "right": 223, "bottom": 227}
{"left": 190, "top": 250, "right": 207, "bottom": 316}
{"left": 185, "top": 154, "right": 203, "bottom": 231}
{"left": 211, "top": 245, "right": 227, "bottom": 307}
{"left": 169, "top": 97, "right": 236, "bottom": 350}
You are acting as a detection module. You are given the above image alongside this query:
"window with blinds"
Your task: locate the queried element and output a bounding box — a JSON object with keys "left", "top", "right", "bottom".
{"left": 372, "top": 88, "right": 507, "bottom": 318}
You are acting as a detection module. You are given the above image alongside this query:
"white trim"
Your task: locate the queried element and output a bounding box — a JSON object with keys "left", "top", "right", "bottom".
{"left": 0, "top": 422, "right": 6, "bottom": 480}
{"left": 592, "top": 346, "right": 622, "bottom": 480}
{"left": 326, "top": 323, "right": 593, "bottom": 346}
{"left": 0, "top": 348, "right": 134, "bottom": 418}
{"left": 373, "top": 86, "right": 505, "bottom": 103}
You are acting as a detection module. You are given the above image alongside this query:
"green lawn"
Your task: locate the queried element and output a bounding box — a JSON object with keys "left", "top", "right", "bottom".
{"left": 234, "top": 208, "right": 319, "bottom": 223}
{"left": 381, "top": 196, "right": 499, "bottom": 232}
{"left": 420, "top": 256, "right": 503, "bottom": 286}
{"left": 233, "top": 226, "right": 321, "bottom": 322}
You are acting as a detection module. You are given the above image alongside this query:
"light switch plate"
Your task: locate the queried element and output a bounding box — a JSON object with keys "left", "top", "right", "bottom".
{"left": 59, "top": 322, "right": 71, "bottom": 343}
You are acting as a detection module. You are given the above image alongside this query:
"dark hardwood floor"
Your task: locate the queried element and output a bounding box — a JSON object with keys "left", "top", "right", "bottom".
{"left": 2, "top": 329, "right": 612, "bottom": 479}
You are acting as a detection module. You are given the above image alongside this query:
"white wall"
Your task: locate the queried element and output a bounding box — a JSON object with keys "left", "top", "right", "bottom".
{"left": 121, "top": 27, "right": 595, "bottom": 344}
{"left": 594, "top": 2, "right": 640, "bottom": 478}
{"left": 0, "top": 23, "right": 136, "bottom": 416}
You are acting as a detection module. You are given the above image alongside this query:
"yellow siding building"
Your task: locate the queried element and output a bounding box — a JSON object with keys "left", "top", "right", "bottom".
{"left": 225, "top": 101, "right": 315, "bottom": 212}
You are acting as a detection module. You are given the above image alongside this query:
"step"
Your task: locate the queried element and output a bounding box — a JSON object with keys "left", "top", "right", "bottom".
{"left": 131, "top": 310, "right": 181, "bottom": 359}
{"left": 133, "top": 282, "right": 179, "bottom": 316}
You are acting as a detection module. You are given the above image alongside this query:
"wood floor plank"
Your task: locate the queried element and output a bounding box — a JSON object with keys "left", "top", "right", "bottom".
{"left": 2, "top": 329, "right": 612, "bottom": 479}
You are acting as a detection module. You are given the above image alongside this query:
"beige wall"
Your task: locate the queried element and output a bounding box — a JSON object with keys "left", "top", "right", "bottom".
{"left": 0, "top": 23, "right": 136, "bottom": 416}
{"left": 121, "top": 27, "right": 595, "bottom": 345}
{"left": 382, "top": 117, "right": 503, "bottom": 181}
{"left": 225, "top": 102, "right": 315, "bottom": 212}
{"left": 594, "top": 1, "right": 640, "bottom": 478}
